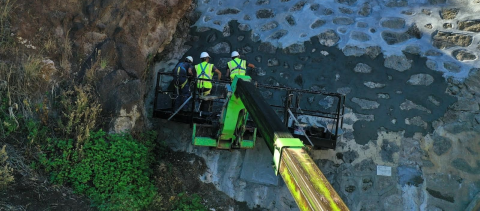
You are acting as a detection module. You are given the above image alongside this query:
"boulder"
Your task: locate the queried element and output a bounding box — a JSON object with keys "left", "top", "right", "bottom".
{"left": 317, "top": 30, "right": 340, "bottom": 46}
{"left": 458, "top": 20, "right": 480, "bottom": 32}
{"left": 384, "top": 55, "right": 412, "bottom": 72}
{"left": 381, "top": 17, "right": 406, "bottom": 29}
{"left": 433, "top": 31, "right": 473, "bottom": 49}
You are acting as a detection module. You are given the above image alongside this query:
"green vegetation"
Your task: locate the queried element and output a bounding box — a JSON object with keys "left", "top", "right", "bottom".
{"left": 39, "top": 130, "right": 158, "bottom": 210}
{"left": 172, "top": 192, "right": 208, "bottom": 211}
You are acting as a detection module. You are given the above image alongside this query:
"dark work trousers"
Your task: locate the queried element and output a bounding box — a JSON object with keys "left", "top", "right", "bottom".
{"left": 173, "top": 81, "right": 190, "bottom": 112}
{"left": 198, "top": 87, "right": 212, "bottom": 112}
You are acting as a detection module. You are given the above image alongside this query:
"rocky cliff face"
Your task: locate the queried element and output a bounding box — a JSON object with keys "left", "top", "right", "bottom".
{"left": 9, "top": 0, "right": 192, "bottom": 132}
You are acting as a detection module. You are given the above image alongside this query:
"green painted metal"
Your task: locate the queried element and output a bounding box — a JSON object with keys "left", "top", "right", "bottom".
{"left": 279, "top": 148, "right": 349, "bottom": 211}
{"left": 272, "top": 138, "right": 304, "bottom": 175}
{"left": 192, "top": 124, "right": 217, "bottom": 147}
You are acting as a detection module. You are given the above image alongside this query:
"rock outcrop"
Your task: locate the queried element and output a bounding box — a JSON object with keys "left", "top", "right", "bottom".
{"left": 10, "top": 0, "right": 192, "bottom": 132}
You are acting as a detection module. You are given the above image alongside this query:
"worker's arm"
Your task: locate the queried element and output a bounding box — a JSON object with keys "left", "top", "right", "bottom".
{"left": 226, "top": 68, "right": 231, "bottom": 80}
{"left": 247, "top": 63, "right": 255, "bottom": 68}
{"left": 187, "top": 67, "right": 193, "bottom": 76}
{"left": 214, "top": 68, "right": 222, "bottom": 80}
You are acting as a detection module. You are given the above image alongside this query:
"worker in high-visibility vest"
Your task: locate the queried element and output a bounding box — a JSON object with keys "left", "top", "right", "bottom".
{"left": 172, "top": 56, "right": 193, "bottom": 111}
{"left": 195, "top": 52, "right": 222, "bottom": 96}
{"left": 226, "top": 51, "right": 255, "bottom": 82}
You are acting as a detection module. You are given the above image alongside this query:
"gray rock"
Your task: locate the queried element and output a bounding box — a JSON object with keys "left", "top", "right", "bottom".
{"left": 364, "top": 81, "right": 386, "bottom": 88}
{"left": 269, "top": 30, "right": 288, "bottom": 40}
{"left": 294, "top": 75, "right": 303, "bottom": 87}
{"left": 343, "top": 45, "right": 365, "bottom": 57}
{"left": 428, "top": 95, "right": 440, "bottom": 106}
{"left": 285, "top": 15, "right": 296, "bottom": 26}
{"left": 242, "top": 45, "right": 253, "bottom": 54}
{"left": 407, "top": 74, "right": 434, "bottom": 86}
{"left": 475, "top": 114, "right": 480, "bottom": 124}
{"left": 406, "top": 23, "right": 422, "bottom": 39}
{"left": 385, "top": 0, "right": 408, "bottom": 7}
{"left": 381, "top": 17, "right": 406, "bottom": 29}
{"left": 465, "top": 68, "right": 480, "bottom": 95}
{"left": 216, "top": 58, "right": 231, "bottom": 69}
{"left": 401, "top": 10, "right": 415, "bottom": 15}
{"left": 381, "top": 140, "right": 400, "bottom": 162}
{"left": 260, "top": 21, "right": 278, "bottom": 31}
{"left": 458, "top": 20, "right": 480, "bottom": 32}
{"left": 256, "top": 9, "right": 275, "bottom": 19}
{"left": 428, "top": 0, "right": 446, "bottom": 4}
{"left": 452, "top": 49, "right": 477, "bottom": 61}
{"left": 339, "top": 7, "right": 353, "bottom": 14}
{"left": 444, "top": 61, "right": 461, "bottom": 73}
{"left": 238, "top": 24, "right": 251, "bottom": 31}
{"left": 422, "top": 9, "right": 432, "bottom": 15}
{"left": 405, "top": 116, "right": 427, "bottom": 128}
{"left": 258, "top": 42, "right": 277, "bottom": 54}
{"left": 237, "top": 35, "right": 244, "bottom": 41}
{"left": 333, "top": 17, "right": 355, "bottom": 25}
{"left": 294, "top": 63, "right": 303, "bottom": 71}
{"left": 451, "top": 99, "right": 479, "bottom": 111}
{"left": 382, "top": 31, "right": 411, "bottom": 45}
{"left": 254, "top": 67, "right": 266, "bottom": 76}
{"left": 208, "top": 42, "right": 230, "bottom": 54}
{"left": 251, "top": 33, "right": 260, "bottom": 42}
{"left": 356, "top": 113, "right": 375, "bottom": 121}
{"left": 433, "top": 31, "right": 473, "bottom": 49}
{"left": 424, "top": 23, "right": 433, "bottom": 29}
{"left": 384, "top": 55, "right": 412, "bottom": 72}
{"left": 213, "top": 20, "right": 221, "bottom": 25}
{"left": 337, "top": 87, "right": 351, "bottom": 95}
{"left": 244, "top": 15, "right": 251, "bottom": 20}
{"left": 440, "top": 8, "right": 459, "bottom": 20}
{"left": 318, "top": 96, "right": 334, "bottom": 109}
{"left": 354, "top": 63, "right": 372, "bottom": 73}
{"left": 378, "top": 93, "right": 390, "bottom": 99}
{"left": 432, "top": 136, "right": 452, "bottom": 155}
{"left": 283, "top": 62, "right": 289, "bottom": 69}
{"left": 196, "top": 27, "right": 211, "bottom": 32}
{"left": 311, "top": 19, "right": 326, "bottom": 29}
{"left": 451, "top": 158, "right": 480, "bottom": 174}
{"left": 255, "top": 56, "right": 262, "bottom": 63}
{"left": 222, "top": 25, "right": 231, "bottom": 37}
{"left": 261, "top": 90, "right": 273, "bottom": 99}
{"left": 290, "top": 1, "right": 307, "bottom": 12}
{"left": 207, "top": 33, "right": 217, "bottom": 43}
{"left": 403, "top": 45, "right": 421, "bottom": 55}
{"left": 357, "top": 22, "right": 368, "bottom": 28}
{"left": 317, "top": 30, "right": 340, "bottom": 47}
{"left": 339, "top": 150, "right": 359, "bottom": 163}
{"left": 351, "top": 31, "right": 371, "bottom": 42}
{"left": 366, "top": 46, "right": 382, "bottom": 59}
{"left": 443, "top": 23, "right": 453, "bottom": 29}
{"left": 338, "top": 27, "right": 347, "bottom": 34}
{"left": 352, "top": 97, "right": 380, "bottom": 109}
{"left": 216, "top": 8, "right": 240, "bottom": 15}
{"left": 358, "top": 3, "right": 371, "bottom": 16}
{"left": 425, "top": 50, "right": 442, "bottom": 56}
{"left": 400, "top": 99, "right": 431, "bottom": 113}
{"left": 336, "top": 0, "right": 357, "bottom": 5}
{"left": 256, "top": 0, "right": 269, "bottom": 5}
{"left": 284, "top": 43, "right": 305, "bottom": 54}
{"left": 267, "top": 58, "right": 279, "bottom": 66}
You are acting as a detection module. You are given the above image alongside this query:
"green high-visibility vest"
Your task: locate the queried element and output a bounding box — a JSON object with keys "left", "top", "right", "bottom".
{"left": 228, "top": 58, "right": 246, "bottom": 80}
{"left": 195, "top": 62, "right": 213, "bottom": 89}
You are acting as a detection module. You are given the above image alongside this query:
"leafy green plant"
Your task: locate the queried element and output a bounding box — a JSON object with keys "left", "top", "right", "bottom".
{"left": 172, "top": 193, "right": 208, "bottom": 211}
{"left": 40, "top": 130, "right": 158, "bottom": 210}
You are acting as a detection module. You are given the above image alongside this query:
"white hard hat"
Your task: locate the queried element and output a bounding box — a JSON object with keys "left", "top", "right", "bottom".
{"left": 231, "top": 51, "right": 240, "bottom": 57}
{"left": 186, "top": 56, "right": 193, "bottom": 62}
{"left": 200, "top": 52, "right": 210, "bottom": 59}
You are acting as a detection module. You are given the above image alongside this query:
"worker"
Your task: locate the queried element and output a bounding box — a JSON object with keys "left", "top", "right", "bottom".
{"left": 195, "top": 52, "right": 222, "bottom": 96}
{"left": 226, "top": 51, "right": 255, "bottom": 82}
{"left": 172, "top": 56, "right": 194, "bottom": 111}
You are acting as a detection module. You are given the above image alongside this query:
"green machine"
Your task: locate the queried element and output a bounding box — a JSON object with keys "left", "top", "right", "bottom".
{"left": 153, "top": 73, "right": 349, "bottom": 211}
{"left": 192, "top": 76, "right": 257, "bottom": 149}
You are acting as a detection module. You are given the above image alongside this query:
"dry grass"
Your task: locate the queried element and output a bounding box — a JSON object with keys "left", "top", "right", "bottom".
{"left": 60, "top": 30, "right": 72, "bottom": 73}
{"left": 0, "top": 145, "right": 14, "bottom": 191}
{"left": 58, "top": 85, "right": 102, "bottom": 146}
